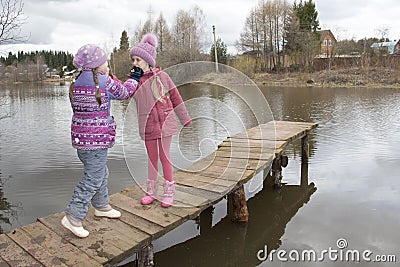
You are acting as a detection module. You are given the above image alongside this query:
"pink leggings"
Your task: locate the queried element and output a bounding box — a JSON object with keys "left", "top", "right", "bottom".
{"left": 145, "top": 137, "right": 173, "bottom": 182}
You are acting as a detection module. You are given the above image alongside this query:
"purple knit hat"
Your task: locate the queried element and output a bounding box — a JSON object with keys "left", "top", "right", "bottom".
{"left": 130, "top": 34, "right": 157, "bottom": 67}
{"left": 73, "top": 44, "right": 108, "bottom": 69}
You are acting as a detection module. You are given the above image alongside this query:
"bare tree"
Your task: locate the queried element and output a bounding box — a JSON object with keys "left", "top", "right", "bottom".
{"left": 374, "top": 26, "right": 389, "bottom": 42}
{"left": 239, "top": 8, "right": 260, "bottom": 54}
{"left": 0, "top": 0, "right": 28, "bottom": 45}
{"left": 168, "top": 6, "right": 206, "bottom": 64}
{"left": 239, "top": 0, "right": 290, "bottom": 72}
{"left": 154, "top": 13, "right": 172, "bottom": 52}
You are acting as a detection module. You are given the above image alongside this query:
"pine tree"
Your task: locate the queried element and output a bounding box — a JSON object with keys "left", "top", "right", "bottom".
{"left": 210, "top": 38, "right": 228, "bottom": 64}
{"left": 119, "top": 30, "right": 130, "bottom": 51}
{"left": 295, "top": 0, "right": 320, "bottom": 32}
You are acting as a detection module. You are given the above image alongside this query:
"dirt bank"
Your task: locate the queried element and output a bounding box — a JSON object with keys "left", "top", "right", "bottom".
{"left": 253, "top": 67, "right": 400, "bottom": 88}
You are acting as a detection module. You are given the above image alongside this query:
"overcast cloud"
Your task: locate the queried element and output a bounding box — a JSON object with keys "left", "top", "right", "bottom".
{"left": 1, "top": 0, "right": 399, "bottom": 55}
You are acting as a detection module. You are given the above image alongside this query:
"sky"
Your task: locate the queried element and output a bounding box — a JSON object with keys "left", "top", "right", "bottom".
{"left": 1, "top": 0, "right": 399, "bottom": 56}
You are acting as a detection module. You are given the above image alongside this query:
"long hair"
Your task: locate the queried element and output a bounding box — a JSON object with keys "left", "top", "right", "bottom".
{"left": 92, "top": 68, "right": 102, "bottom": 106}
{"left": 69, "top": 68, "right": 102, "bottom": 106}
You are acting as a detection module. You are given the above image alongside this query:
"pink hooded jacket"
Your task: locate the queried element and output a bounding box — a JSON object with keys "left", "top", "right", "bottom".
{"left": 132, "top": 67, "right": 192, "bottom": 140}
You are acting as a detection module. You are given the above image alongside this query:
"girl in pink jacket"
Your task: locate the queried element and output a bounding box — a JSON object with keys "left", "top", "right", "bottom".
{"left": 130, "top": 34, "right": 192, "bottom": 207}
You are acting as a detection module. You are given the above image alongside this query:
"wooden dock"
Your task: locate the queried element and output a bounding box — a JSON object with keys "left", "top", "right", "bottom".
{"left": 0, "top": 120, "right": 317, "bottom": 266}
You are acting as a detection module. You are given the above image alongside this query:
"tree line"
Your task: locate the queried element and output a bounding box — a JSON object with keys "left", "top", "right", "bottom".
{"left": 0, "top": 0, "right": 395, "bottom": 82}
{"left": 1, "top": 50, "right": 74, "bottom": 70}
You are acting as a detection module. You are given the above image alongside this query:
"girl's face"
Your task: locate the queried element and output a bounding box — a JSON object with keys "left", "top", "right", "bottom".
{"left": 131, "top": 56, "right": 150, "bottom": 72}
{"left": 97, "top": 61, "right": 109, "bottom": 75}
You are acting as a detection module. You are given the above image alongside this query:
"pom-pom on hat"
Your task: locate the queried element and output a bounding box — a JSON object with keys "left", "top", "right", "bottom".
{"left": 73, "top": 44, "right": 108, "bottom": 69}
{"left": 130, "top": 33, "right": 157, "bottom": 67}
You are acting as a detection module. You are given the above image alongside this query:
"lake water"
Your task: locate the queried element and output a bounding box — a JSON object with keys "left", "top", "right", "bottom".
{"left": 1, "top": 82, "right": 399, "bottom": 266}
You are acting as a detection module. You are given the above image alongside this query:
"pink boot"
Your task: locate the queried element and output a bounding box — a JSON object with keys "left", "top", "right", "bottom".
{"left": 161, "top": 180, "right": 176, "bottom": 208}
{"left": 141, "top": 179, "right": 158, "bottom": 205}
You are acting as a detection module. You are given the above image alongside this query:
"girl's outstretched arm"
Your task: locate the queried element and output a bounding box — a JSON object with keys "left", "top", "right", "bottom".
{"left": 106, "top": 76, "right": 138, "bottom": 100}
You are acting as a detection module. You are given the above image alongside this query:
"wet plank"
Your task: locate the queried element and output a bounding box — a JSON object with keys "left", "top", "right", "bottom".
{"left": 6, "top": 227, "right": 68, "bottom": 267}
{"left": 0, "top": 258, "right": 11, "bottom": 267}
{"left": 119, "top": 188, "right": 187, "bottom": 228}
{"left": 38, "top": 213, "right": 125, "bottom": 265}
{"left": 0, "top": 234, "right": 42, "bottom": 267}
{"left": 113, "top": 209, "right": 164, "bottom": 238}
{"left": 7, "top": 222, "right": 101, "bottom": 267}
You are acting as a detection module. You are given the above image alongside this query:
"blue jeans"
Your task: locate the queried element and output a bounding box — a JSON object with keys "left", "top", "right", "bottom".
{"left": 65, "top": 149, "right": 109, "bottom": 221}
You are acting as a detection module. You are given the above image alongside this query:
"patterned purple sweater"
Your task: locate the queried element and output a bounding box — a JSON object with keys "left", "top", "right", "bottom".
{"left": 70, "top": 69, "right": 137, "bottom": 150}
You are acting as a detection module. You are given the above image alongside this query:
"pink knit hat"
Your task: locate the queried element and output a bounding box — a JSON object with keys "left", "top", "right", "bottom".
{"left": 130, "top": 34, "right": 157, "bottom": 67}
{"left": 73, "top": 44, "right": 108, "bottom": 69}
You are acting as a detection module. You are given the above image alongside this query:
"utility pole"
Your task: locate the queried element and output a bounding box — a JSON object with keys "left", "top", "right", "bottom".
{"left": 212, "top": 25, "right": 219, "bottom": 72}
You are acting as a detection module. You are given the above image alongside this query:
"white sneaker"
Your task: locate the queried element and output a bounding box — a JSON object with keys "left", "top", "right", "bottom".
{"left": 94, "top": 208, "right": 121, "bottom": 218}
{"left": 61, "top": 216, "right": 89, "bottom": 238}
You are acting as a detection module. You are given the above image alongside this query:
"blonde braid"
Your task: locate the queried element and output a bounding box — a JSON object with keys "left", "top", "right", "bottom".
{"left": 92, "top": 68, "right": 102, "bottom": 106}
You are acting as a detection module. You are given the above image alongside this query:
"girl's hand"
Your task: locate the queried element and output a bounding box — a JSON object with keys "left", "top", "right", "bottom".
{"left": 129, "top": 66, "right": 144, "bottom": 82}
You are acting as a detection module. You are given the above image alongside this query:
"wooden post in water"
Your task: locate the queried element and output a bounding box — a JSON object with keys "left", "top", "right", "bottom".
{"left": 272, "top": 153, "right": 283, "bottom": 189}
{"left": 301, "top": 134, "right": 309, "bottom": 162}
{"left": 138, "top": 244, "right": 154, "bottom": 267}
{"left": 199, "top": 206, "right": 213, "bottom": 235}
{"left": 301, "top": 134, "right": 309, "bottom": 184}
{"left": 231, "top": 185, "right": 249, "bottom": 222}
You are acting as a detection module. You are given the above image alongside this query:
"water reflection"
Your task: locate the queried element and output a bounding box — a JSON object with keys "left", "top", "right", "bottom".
{"left": 1, "top": 82, "right": 400, "bottom": 266}
{"left": 153, "top": 174, "right": 316, "bottom": 267}
{"left": 0, "top": 173, "right": 20, "bottom": 234}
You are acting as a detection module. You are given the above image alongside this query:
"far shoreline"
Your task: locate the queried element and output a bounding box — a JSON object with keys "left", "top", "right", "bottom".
{"left": 1, "top": 67, "right": 400, "bottom": 89}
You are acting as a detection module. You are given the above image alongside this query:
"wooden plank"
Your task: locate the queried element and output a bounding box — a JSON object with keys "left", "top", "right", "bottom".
{"left": 6, "top": 227, "right": 68, "bottom": 267}
{"left": 181, "top": 152, "right": 217, "bottom": 172}
{"left": 8, "top": 222, "right": 101, "bottom": 267}
{"left": 190, "top": 165, "right": 256, "bottom": 185}
{"left": 173, "top": 184, "right": 222, "bottom": 206}
{"left": 123, "top": 184, "right": 209, "bottom": 209}
{"left": 209, "top": 157, "right": 269, "bottom": 171}
{"left": 217, "top": 146, "right": 276, "bottom": 154}
{"left": 86, "top": 208, "right": 150, "bottom": 245}
{"left": 117, "top": 209, "right": 163, "bottom": 238}
{"left": 231, "top": 121, "right": 317, "bottom": 141}
{"left": 175, "top": 171, "right": 237, "bottom": 188}
{"left": 0, "top": 257, "right": 11, "bottom": 267}
{"left": 38, "top": 213, "right": 124, "bottom": 265}
{"left": 215, "top": 149, "right": 274, "bottom": 161}
{"left": 273, "top": 120, "right": 317, "bottom": 129}
{"left": 174, "top": 172, "right": 235, "bottom": 193}
{"left": 220, "top": 139, "right": 286, "bottom": 150}
{"left": 111, "top": 186, "right": 200, "bottom": 221}
{"left": 182, "top": 152, "right": 248, "bottom": 173}
{"left": 119, "top": 188, "right": 187, "bottom": 228}
{"left": 0, "top": 234, "right": 42, "bottom": 267}
{"left": 175, "top": 178, "right": 230, "bottom": 193}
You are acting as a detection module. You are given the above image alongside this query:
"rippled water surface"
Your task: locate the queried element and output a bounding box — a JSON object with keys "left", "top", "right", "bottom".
{"left": 1, "top": 82, "right": 399, "bottom": 266}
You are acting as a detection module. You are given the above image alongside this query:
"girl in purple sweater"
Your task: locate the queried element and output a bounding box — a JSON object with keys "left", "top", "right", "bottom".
{"left": 62, "top": 44, "right": 139, "bottom": 238}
